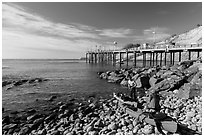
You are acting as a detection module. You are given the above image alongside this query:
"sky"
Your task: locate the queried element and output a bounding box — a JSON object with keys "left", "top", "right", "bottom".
{"left": 2, "top": 2, "right": 202, "bottom": 59}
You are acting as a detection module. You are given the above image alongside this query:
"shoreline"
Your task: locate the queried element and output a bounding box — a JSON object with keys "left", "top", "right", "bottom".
{"left": 2, "top": 59, "right": 202, "bottom": 135}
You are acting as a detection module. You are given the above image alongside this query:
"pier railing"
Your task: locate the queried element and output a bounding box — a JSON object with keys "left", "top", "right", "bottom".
{"left": 85, "top": 44, "right": 202, "bottom": 67}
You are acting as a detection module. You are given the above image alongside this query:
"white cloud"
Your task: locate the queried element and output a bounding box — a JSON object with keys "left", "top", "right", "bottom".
{"left": 2, "top": 3, "right": 99, "bottom": 39}
{"left": 99, "top": 28, "right": 132, "bottom": 38}
{"left": 2, "top": 28, "right": 100, "bottom": 59}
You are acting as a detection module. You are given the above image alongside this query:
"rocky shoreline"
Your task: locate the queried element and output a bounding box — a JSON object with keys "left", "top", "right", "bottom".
{"left": 2, "top": 59, "right": 202, "bottom": 135}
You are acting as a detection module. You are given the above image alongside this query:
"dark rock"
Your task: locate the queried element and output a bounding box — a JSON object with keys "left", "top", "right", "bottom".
{"left": 2, "top": 107, "right": 5, "bottom": 113}
{"left": 27, "top": 109, "right": 36, "bottom": 114}
{"left": 177, "top": 83, "right": 201, "bottom": 99}
{"left": 120, "top": 78, "right": 128, "bottom": 86}
{"left": 10, "top": 111, "right": 19, "bottom": 114}
{"left": 50, "top": 130, "right": 61, "bottom": 135}
{"left": 2, "top": 81, "right": 12, "bottom": 87}
{"left": 3, "top": 124, "right": 17, "bottom": 130}
{"left": 100, "top": 72, "right": 108, "bottom": 79}
{"left": 35, "top": 78, "right": 43, "bottom": 82}
{"left": 69, "top": 98, "right": 75, "bottom": 102}
{"left": 7, "top": 128, "right": 15, "bottom": 135}
{"left": 21, "top": 79, "right": 28, "bottom": 83}
{"left": 14, "top": 80, "right": 24, "bottom": 86}
{"left": 27, "top": 114, "right": 43, "bottom": 121}
{"left": 48, "top": 95, "right": 57, "bottom": 101}
{"left": 149, "top": 76, "right": 157, "bottom": 87}
{"left": 31, "top": 118, "right": 44, "bottom": 129}
{"left": 140, "top": 75, "right": 151, "bottom": 89}
{"left": 107, "top": 75, "right": 123, "bottom": 83}
{"left": 19, "top": 126, "right": 30, "bottom": 135}
{"left": 2, "top": 116, "right": 10, "bottom": 124}
{"left": 28, "top": 79, "right": 35, "bottom": 84}
{"left": 45, "top": 113, "right": 57, "bottom": 122}
{"left": 179, "top": 60, "right": 195, "bottom": 69}
{"left": 97, "top": 71, "right": 104, "bottom": 76}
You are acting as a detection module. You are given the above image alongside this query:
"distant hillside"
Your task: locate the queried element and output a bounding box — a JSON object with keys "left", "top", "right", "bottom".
{"left": 162, "top": 26, "right": 202, "bottom": 46}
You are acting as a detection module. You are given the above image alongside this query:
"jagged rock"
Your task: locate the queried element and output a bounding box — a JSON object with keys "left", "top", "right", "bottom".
{"left": 19, "top": 126, "right": 30, "bottom": 135}
{"left": 2, "top": 116, "right": 10, "bottom": 124}
{"left": 120, "top": 78, "right": 128, "bottom": 86}
{"left": 48, "top": 95, "right": 57, "bottom": 101}
{"left": 14, "top": 80, "right": 27, "bottom": 86}
{"left": 108, "top": 122, "right": 117, "bottom": 130}
{"left": 45, "top": 113, "right": 57, "bottom": 122}
{"left": 3, "top": 124, "right": 17, "bottom": 130}
{"left": 31, "top": 118, "right": 44, "bottom": 129}
{"left": 149, "top": 76, "right": 157, "bottom": 87}
{"left": 140, "top": 74, "right": 151, "bottom": 89}
{"left": 27, "top": 114, "right": 42, "bottom": 121}
{"left": 2, "top": 81, "right": 12, "bottom": 87}
{"left": 177, "top": 83, "right": 201, "bottom": 99}
{"left": 50, "top": 130, "right": 61, "bottom": 135}
{"left": 107, "top": 76, "right": 123, "bottom": 83}
{"left": 186, "top": 111, "right": 196, "bottom": 118}
{"left": 27, "top": 109, "right": 36, "bottom": 114}
{"left": 100, "top": 73, "right": 108, "bottom": 79}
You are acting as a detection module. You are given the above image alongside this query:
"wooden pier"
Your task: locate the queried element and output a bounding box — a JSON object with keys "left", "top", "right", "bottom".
{"left": 86, "top": 46, "right": 202, "bottom": 67}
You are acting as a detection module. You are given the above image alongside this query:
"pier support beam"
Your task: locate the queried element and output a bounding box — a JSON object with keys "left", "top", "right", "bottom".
{"left": 189, "top": 51, "right": 191, "bottom": 60}
{"left": 155, "top": 53, "right": 158, "bottom": 66}
{"left": 197, "top": 51, "right": 200, "bottom": 58}
{"left": 170, "top": 52, "right": 172, "bottom": 65}
{"left": 119, "top": 52, "right": 122, "bottom": 67}
{"left": 172, "top": 52, "right": 175, "bottom": 65}
{"left": 134, "top": 52, "right": 137, "bottom": 67}
{"left": 160, "top": 52, "right": 162, "bottom": 66}
{"left": 150, "top": 52, "right": 152, "bottom": 66}
{"left": 143, "top": 53, "right": 146, "bottom": 67}
{"left": 126, "top": 51, "right": 128, "bottom": 66}
{"left": 95, "top": 53, "right": 97, "bottom": 63}
{"left": 179, "top": 52, "right": 181, "bottom": 62}
{"left": 86, "top": 53, "right": 88, "bottom": 63}
{"left": 152, "top": 52, "right": 155, "bottom": 66}
{"left": 164, "top": 52, "right": 167, "bottom": 65}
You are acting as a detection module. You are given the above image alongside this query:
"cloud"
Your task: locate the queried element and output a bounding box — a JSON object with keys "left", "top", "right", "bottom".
{"left": 2, "top": 28, "right": 100, "bottom": 59}
{"left": 2, "top": 3, "right": 99, "bottom": 39}
{"left": 99, "top": 28, "right": 133, "bottom": 37}
{"left": 2, "top": 3, "right": 103, "bottom": 59}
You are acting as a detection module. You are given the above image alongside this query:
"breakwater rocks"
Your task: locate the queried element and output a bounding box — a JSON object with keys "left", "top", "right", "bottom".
{"left": 2, "top": 78, "right": 48, "bottom": 90}
{"left": 99, "top": 59, "right": 202, "bottom": 99}
{"left": 98, "top": 59, "right": 202, "bottom": 134}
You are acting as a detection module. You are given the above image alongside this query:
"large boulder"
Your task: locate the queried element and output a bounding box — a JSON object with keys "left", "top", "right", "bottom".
{"left": 107, "top": 76, "right": 124, "bottom": 83}
{"left": 177, "top": 83, "right": 201, "bottom": 99}
{"left": 100, "top": 73, "right": 108, "bottom": 79}
{"left": 149, "top": 76, "right": 157, "bottom": 87}
{"left": 120, "top": 78, "right": 128, "bottom": 86}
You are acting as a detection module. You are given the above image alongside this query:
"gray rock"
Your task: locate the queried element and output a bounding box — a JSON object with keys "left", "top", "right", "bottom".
{"left": 45, "top": 113, "right": 57, "bottom": 122}
{"left": 2, "top": 116, "right": 10, "bottom": 124}
{"left": 27, "top": 114, "right": 42, "bottom": 121}
{"left": 120, "top": 78, "right": 128, "bottom": 86}
{"left": 19, "top": 126, "right": 30, "bottom": 135}
{"left": 3, "top": 124, "right": 17, "bottom": 130}
{"left": 31, "top": 118, "right": 44, "bottom": 129}
{"left": 48, "top": 95, "right": 57, "bottom": 101}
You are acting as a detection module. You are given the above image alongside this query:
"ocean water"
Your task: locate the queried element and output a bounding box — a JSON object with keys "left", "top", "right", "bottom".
{"left": 2, "top": 59, "right": 129, "bottom": 113}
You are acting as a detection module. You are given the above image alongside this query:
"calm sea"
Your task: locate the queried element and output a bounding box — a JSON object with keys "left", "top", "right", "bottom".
{"left": 2, "top": 59, "right": 172, "bottom": 113}
{"left": 2, "top": 59, "right": 130, "bottom": 113}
